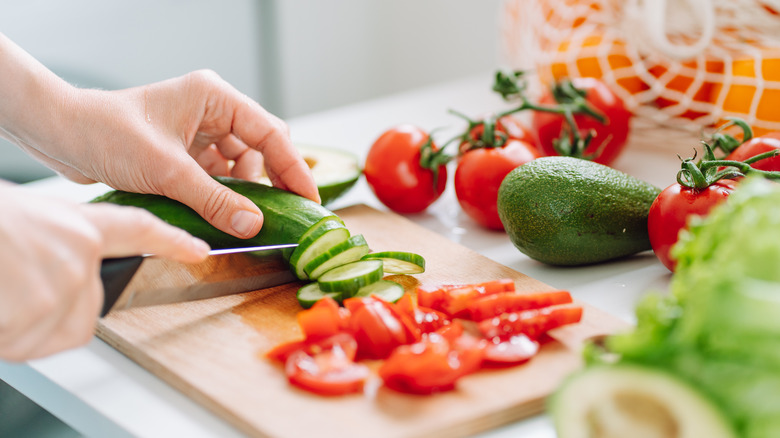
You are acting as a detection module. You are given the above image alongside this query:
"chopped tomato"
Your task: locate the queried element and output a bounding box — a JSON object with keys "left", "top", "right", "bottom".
{"left": 344, "top": 296, "right": 420, "bottom": 359}
{"left": 378, "top": 329, "right": 483, "bottom": 395}
{"left": 396, "top": 293, "right": 451, "bottom": 334}
{"left": 479, "top": 306, "right": 584, "bottom": 340}
{"left": 266, "top": 332, "right": 358, "bottom": 364}
{"left": 297, "top": 296, "right": 351, "bottom": 339}
{"left": 481, "top": 334, "right": 540, "bottom": 366}
{"left": 464, "top": 290, "right": 573, "bottom": 321}
{"left": 417, "top": 279, "right": 516, "bottom": 317}
{"left": 285, "top": 335, "right": 369, "bottom": 396}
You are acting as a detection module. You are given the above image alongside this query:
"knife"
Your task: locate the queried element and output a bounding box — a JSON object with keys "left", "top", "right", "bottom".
{"left": 99, "top": 243, "right": 299, "bottom": 317}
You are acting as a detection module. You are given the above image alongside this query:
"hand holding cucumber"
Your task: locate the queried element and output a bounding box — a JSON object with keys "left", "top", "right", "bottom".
{"left": 0, "top": 33, "right": 319, "bottom": 241}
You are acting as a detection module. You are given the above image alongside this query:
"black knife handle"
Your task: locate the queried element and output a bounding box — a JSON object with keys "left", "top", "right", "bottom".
{"left": 99, "top": 256, "right": 144, "bottom": 317}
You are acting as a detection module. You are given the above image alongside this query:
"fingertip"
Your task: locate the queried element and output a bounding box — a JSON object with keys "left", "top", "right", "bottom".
{"left": 230, "top": 209, "right": 264, "bottom": 238}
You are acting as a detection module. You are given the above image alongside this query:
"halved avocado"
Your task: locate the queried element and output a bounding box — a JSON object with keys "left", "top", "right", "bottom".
{"left": 551, "top": 364, "right": 735, "bottom": 438}
{"left": 258, "top": 144, "right": 361, "bottom": 207}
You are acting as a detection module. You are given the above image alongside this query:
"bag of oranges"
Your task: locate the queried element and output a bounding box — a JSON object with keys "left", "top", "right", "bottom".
{"left": 500, "top": 0, "right": 780, "bottom": 136}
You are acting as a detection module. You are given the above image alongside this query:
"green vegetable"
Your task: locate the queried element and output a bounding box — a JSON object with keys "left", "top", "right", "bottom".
{"left": 318, "top": 259, "right": 384, "bottom": 296}
{"left": 92, "top": 176, "right": 335, "bottom": 250}
{"left": 296, "top": 282, "right": 342, "bottom": 308}
{"left": 552, "top": 364, "right": 736, "bottom": 438}
{"left": 497, "top": 156, "right": 661, "bottom": 266}
{"left": 352, "top": 280, "right": 405, "bottom": 302}
{"left": 576, "top": 177, "right": 780, "bottom": 437}
{"left": 361, "top": 251, "right": 426, "bottom": 274}
{"left": 288, "top": 219, "right": 350, "bottom": 280}
{"left": 304, "top": 234, "right": 370, "bottom": 279}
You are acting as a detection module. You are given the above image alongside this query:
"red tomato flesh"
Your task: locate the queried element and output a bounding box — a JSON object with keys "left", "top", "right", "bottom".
{"left": 464, "top": 290, "right": 573, "bottom": 321}
{"left": 479, "top": 306, "right": 584, "bottom": 340}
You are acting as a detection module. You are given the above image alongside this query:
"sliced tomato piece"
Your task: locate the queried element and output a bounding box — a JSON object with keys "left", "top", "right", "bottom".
{"left": 481, "top": 334, "right": 540, "bottom": 366}
{"left": 417, "top": 279, "right": 517, "bottom": 317}
{"left": 343, "top": 296, "right": 419, "bottom": 359}
{"left": 285, "top": 335, "right": 369, "bottom": 396}
{"left": 464, "top": 290, "right": 573, "bottom": 321}
{"left": 378, "top": 329, "right": 482, "bottom": 395}
{"left": 297, "top": 296, "right": 351, "bottom": 339}
{"left": 267, "top": 332, "right": 359, "bottom": 363}
{"left": 396, "top": 293, "right": 451, "bottom": 335}
{"left": 479, "top": 306, "right": 584, "bottom": 340}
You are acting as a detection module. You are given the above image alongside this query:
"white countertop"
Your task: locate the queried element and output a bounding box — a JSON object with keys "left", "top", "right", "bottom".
{"left": 0, "top": 73, "right": 687, "bottom": 438}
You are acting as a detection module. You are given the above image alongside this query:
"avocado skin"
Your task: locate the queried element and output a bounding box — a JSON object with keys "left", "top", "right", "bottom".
{"left": 497, "top": 156, "right": 662, "bottom": 266}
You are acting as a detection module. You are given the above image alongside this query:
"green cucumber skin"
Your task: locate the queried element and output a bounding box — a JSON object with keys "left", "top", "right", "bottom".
{"left": 91, "top": 176, "right": 336, "bottom": 249}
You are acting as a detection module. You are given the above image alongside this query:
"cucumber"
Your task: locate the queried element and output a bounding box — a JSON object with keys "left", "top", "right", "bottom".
{"left": 296, "top": 282, "right": 342, "bottom": 309}
{"left": 361, "top": 251, "right": 425, "bottom": 274}
{"left": 91, "top": 176, "right": 336, "bottom": 250}
{"left": 304, "top": 234, "right": 370, "bottom": 280}
{"left": 288, "top": 219, "right": 350, "bottom": 280}
{"left": 318, "top": 259, "right": 384, "bottom": 296}
{"left": 353, "top": 280, "right": 405, "bottom": 303}
{"left": 551, "top": 364, "right": 736, "bottom": 438}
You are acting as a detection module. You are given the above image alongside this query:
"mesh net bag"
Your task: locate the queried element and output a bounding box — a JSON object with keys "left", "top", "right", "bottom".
{"left": 500, "top": 0, "right": 780, "bottom": 137}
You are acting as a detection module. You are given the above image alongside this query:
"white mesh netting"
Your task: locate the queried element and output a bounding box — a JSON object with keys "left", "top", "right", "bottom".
{"left": 500, "top": 0, "right": 780, "bottom": 136}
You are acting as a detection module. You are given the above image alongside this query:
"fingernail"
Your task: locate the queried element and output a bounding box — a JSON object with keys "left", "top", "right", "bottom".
{"left": 192, "top": 238, "right": 211, "bottom": 257}
{"left": 231, "top": 210, "right": 261, "bottom": 237}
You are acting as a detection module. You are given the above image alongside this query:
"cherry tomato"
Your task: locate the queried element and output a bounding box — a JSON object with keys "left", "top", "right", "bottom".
{"left": 455, "top": 139, "right": 540, "bottom": 230}
{"left": 464, "top": 290, "right": 573, "bottom": 322}
{"left": 364, "top": 125, "right": 448, "bottom": 214}
{"left": 647, "top": 180, "right": 736, "bottom": 271}
{"left": 478, "top": 306, "right": 584, "bottom": 340}
{"left": 532, "top": 77, "right": 631, "bottom": 166}
{"left": 284, "top": 334, "right": 369, "bottom": 396}
{"left": 378, "top": 327, "right": 483, "bottom": 394}
{"left": 726, "top": 132, "right": 780, "bottom": 172}
{"left": 459, "top": 115, "right": 538, "bottom": 154}
{"left": 343, "top": 296, "right": 419, "bottom": 359}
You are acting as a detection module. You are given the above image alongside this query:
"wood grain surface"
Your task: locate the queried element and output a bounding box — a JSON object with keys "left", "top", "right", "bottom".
{"left": 96, "top": 204, "right": 628, "bottom": 438}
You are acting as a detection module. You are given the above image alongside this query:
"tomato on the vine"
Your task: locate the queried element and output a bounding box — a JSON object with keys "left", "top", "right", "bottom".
{"left": 726, "top": 132, "right": 780, "bottom": 172}
{"left": 648, "top": 180, "right": 736, "bottom": 272}
{"left": 455, "top": 138, "right": 540, "bottom": 230}
{"left": 364, "top": 125, "right": 448, "bottom": 214}
{"left": 531, "top": 77, "right": 631, "bottom": 166}
{"left": 459, "top": 115, "right": 538, "bottom": 154}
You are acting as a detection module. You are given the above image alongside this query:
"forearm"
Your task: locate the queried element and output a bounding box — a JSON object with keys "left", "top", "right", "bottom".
{"left": 0, "top": 33, "right": 76, "bottom": 153}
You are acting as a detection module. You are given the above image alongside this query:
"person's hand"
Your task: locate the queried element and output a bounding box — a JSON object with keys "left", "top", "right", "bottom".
{"left": 27, "top": 70, "right": 320, "bottom": 239}
{"left": 0, "top": 185, "right": 210, "bottom": 362}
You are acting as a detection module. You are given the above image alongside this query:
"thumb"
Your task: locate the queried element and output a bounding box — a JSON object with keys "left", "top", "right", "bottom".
{"left": 165, "top": 164, "right": 264, "bottom": 239}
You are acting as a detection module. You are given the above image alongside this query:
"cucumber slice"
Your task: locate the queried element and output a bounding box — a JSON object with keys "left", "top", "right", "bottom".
{"left": 361, "top": 251, "right": 425, "bottom": 274}
{"left": 353, "top": 280, "right": 405, "bottom": 303}
{"left": 305, "top": 234, "right": 370, "bottom": 280}
{"left": 288, "top": 219, "right": 350, "bottom": 280}
{"left": 318, "top": 259, "right": 384, "bottom": 296}
{"left": 296, "top": 282, "right": 342, "bottom": 308}
{"left": 551, "top": 365, "right": 736, "bottom": 438}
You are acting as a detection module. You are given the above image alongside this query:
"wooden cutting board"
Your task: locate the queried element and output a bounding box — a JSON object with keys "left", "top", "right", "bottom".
{"left": 96, "top": 204, "right": 628, "bottom": 438}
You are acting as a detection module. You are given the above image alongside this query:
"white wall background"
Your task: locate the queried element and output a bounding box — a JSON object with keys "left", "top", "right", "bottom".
{"left": 0, "top": 0, "right": 502, "bottom": 182}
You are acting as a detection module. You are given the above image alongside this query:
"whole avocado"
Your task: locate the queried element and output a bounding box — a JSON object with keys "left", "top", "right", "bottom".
{"left": 497, "top": 156, "right": 661, "bottom": 266}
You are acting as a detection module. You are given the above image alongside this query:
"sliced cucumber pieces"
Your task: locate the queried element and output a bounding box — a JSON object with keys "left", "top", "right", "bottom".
{"left": 362, "top": 251, "right": 425, "bottom": 274}
{"left": 289, "top": 219, "right": 350, "bottom": 280}
{"left": 353, "top": 280, "right": 405, "bottom": 302}
{"left": 296, "top": 282, "right": 342, "bottom": 309}
{"left": 318, "top": 259, "right": 384, "bottom": 296}
{"left": 304, "top": 234, "right": 370, "bottom": 280}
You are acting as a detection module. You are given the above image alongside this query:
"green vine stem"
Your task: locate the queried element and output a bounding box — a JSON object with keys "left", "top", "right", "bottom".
{"left": 676, "top": 143, "right": 780, "bottom": 189}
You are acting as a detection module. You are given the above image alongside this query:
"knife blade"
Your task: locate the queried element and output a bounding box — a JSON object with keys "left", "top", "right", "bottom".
{"left": 99, "top": 243, "right": 298, "bottom": 317}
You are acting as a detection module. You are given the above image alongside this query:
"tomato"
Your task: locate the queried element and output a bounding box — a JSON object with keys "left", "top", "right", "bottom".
{"left": 726, "top": 132, "right": 780, "bottom": 172}
{"left": 531, "top": 77, "right": 631, "bottom": 165}
{"left": 364, "top": 125, "right": 448, "bottom": 214}
{"left": 343, "top": 296, "right": 419, "bottom": 359}
{"left": 378, "top": 328, "right": 483, "bottom": 394}
{"left": 284, "top": 334, "right": 369, "bottom": 396}
{"left": 459, "top": 115, "right": 538, "bottom": 154}
{"left": 297, "top": 296, "right": 351, "bottom": 339}
{"left": 395, "top": 293, "right": 451, "bottom": 335}
{"left": 454, "top": 139, "right": 540, "bottom": 230}
{"left": 481, "top": 334, "right": 539, "bottom": 366}
{"left": 416, "top": 279, "right": 516, "bottom": 317}
{"left": 648, "top": 180, "right": 736, "bottom": 271}
{"left": 478, "top": 306, "right": 584, "bottom": 340}
{"left": 464, "top": 290, "right": 573, "bottom": 322}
